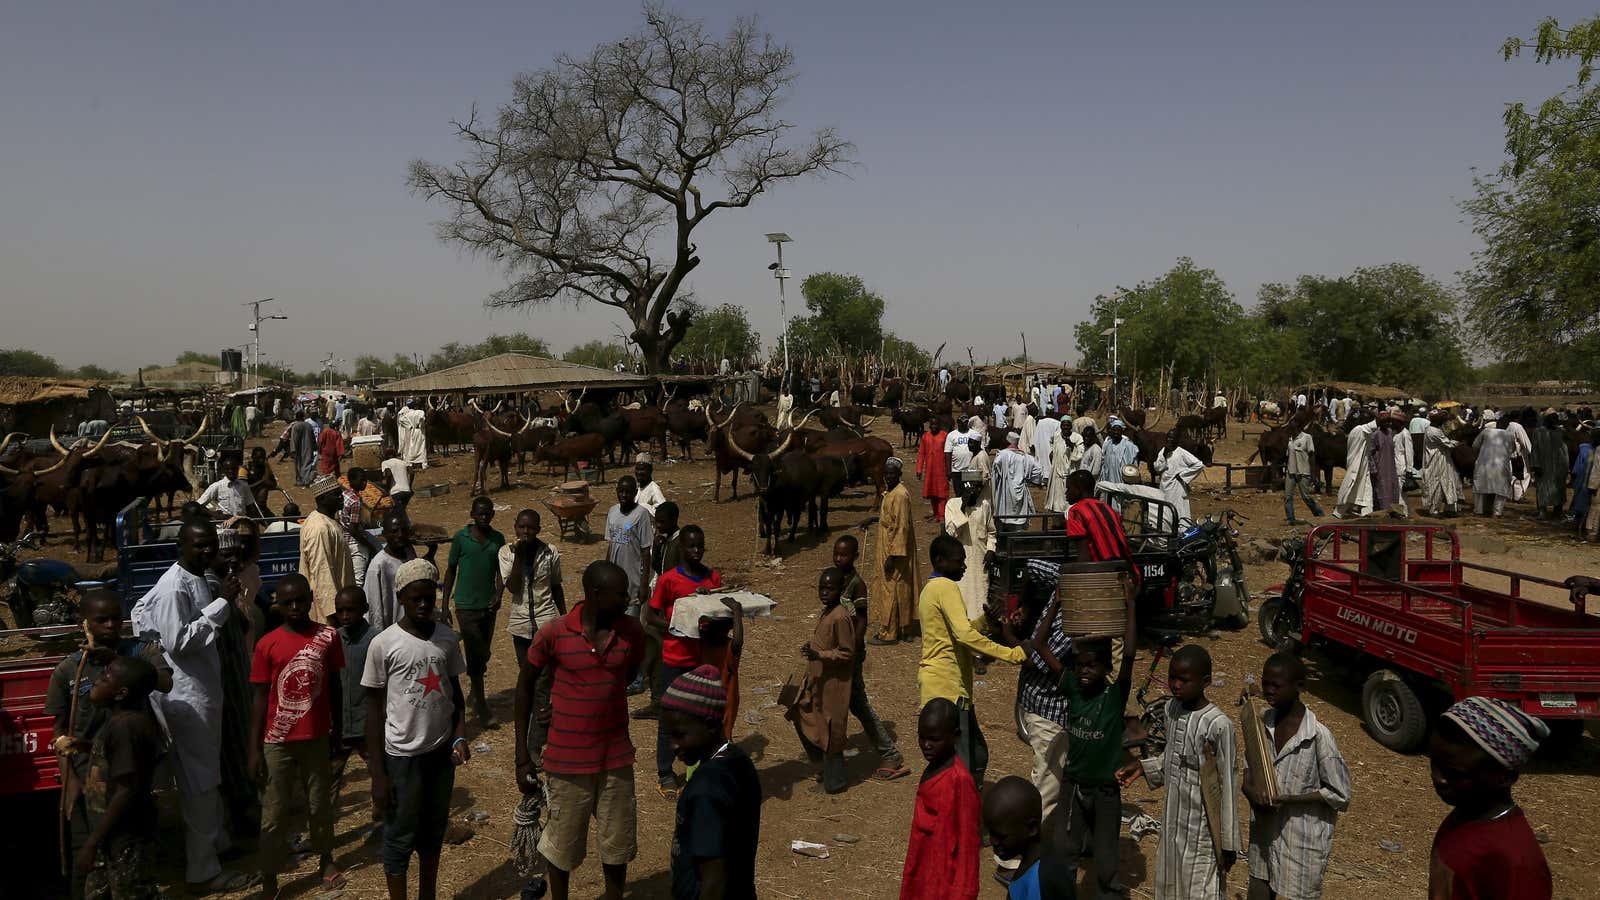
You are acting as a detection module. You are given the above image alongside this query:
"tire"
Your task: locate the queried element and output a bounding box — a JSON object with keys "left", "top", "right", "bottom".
{"left": 1258, "top": 597, "right": 1302, "bottom": 652}
{"left": 1539, "top": 719, "right": 1587, "bottom": 757}
{"left": 1362, "top": 669, "right": 1429, "bottom": 752}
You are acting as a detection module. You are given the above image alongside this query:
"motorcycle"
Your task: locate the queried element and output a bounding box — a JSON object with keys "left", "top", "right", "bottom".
{"left": 1168, "top": 509, "right": 1251, "bottom": 631}
{"left": 1258, "top": 530, "right": 1342, "bottom": 652}
{"left": 1, "top": 532, "right": 90, "bottom": 629}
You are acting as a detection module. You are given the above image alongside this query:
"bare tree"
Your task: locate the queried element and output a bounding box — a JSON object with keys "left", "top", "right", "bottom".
{"left": 409, "top": 5, "right": 852, "bottom": 372}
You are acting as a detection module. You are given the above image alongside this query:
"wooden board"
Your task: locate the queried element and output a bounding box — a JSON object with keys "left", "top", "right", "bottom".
{"left": 1199, "top": 739, "right": 1227, "bottom": 870}
{"left": 1239, "top": 693, "right": 1281, "bottom": 804}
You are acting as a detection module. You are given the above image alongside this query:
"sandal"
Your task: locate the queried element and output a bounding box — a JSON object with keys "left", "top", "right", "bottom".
{"left": 323, "top": 870, "right": 348, "bottom": 891}
{"left": 656, "top": 778, "right": 680, "bottom": 801}
{"left": 188, "top": 870, "right": 261, "bottom": 896}
{"left": 873, "top": 763, "right": 911, "bottom": 781}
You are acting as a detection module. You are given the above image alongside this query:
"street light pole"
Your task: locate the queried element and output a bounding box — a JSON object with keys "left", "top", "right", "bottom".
{"left": 243, "top": 298, "right": 286, "bottom": 389}
{"left": 766, "top": 233, "right": 793, "bottom": 391}
{"left": 1099, "top": 290, "right": 1127, "bottom": 409}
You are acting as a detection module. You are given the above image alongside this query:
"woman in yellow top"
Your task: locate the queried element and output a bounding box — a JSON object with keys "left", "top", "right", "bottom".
{"left": 917, "top": 533, "right": 1025, "bottom": 785}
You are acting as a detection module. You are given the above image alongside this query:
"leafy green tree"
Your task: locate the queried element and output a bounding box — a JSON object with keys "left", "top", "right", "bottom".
{"left": 72, "top": 364, "right": 121, "bottom": 381}
{"left": 678, "top": 303, "right": 761, "bottom": 364}
{"left": 0, "top": 349, "right": 63, "bottom": 377}
{"left": 174, "top": 350, "right": 217, "bottom": 366}
{"left": 1462, "top": 16, "right": 1600, "bottom": 376}
{"left": 425, "top": 333, "right": 550, "bottom": 371}
{"left": 409, "top": 6, "right": 851, "bottom": 372}
{"left": 1074, "top": 258, "right": 1245, "bottom": 390}
{"left": 881, "top": 333, "right": 931, "bottom": 373}
{"left": 563, "top": 340, "right": 632, "bottom": 370}
{"left": 1255, "top": 264, "right": 1467, "bottom": 392}
{"left": 795, "top": 272, "right": 884, "bottom": 357}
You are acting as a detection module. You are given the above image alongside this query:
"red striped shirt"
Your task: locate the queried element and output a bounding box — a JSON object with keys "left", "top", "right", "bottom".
{"left": 527, "top": 605, "right": 646, "bottom": 775}
{"left": 1066, "top": 498, "right": 1135, "bottom": 573}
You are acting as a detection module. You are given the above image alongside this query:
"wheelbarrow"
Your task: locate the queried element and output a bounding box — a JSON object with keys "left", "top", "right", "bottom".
{"left": 542, "top": 492, "right": 599, "bottom": 542}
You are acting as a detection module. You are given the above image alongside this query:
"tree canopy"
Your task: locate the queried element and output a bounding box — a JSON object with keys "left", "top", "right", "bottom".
{"left": 1257, "top": 264, "right": 1468, "bottom": 394}
{"left": 409, "top": 5, "right": 850, "bottom": 372}
{"left": 677, "top": 302, "right": 760, "bottom": 364}
{"left": 563, "top": 340, "right": 632, "bottom": 370}
{"left": 1462, "top": 15, "right": 1600, "bottom": 376}
{"left": 1074, "top": 258, "right": 1245, "bottom": 388}
{"left": 787, "top": 272, "right": 885, "bottom": 359}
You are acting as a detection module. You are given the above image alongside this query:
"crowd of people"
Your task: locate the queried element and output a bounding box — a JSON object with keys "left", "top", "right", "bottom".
{"left": 39, "top": 387, "right": 1566, "bottom": 900}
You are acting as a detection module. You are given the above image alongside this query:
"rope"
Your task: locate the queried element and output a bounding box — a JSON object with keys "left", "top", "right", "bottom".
{"left": 510, "top": 787, "right": 547, "bottom": 877}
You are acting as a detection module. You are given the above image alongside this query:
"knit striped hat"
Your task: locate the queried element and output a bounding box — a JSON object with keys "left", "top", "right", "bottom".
{"left": 1442, "top": 696, "right": 1550, "bottom": 771}
{"left": 660, "top": 664, "right": 727, "bottom": 722}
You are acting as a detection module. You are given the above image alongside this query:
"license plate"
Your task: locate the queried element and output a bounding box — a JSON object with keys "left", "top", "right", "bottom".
{"left": 1142, "top": 563, "right": 1166, "bottom": 580}
{"left": 1539, "top": 692, "right": 1577, "bottom": 710}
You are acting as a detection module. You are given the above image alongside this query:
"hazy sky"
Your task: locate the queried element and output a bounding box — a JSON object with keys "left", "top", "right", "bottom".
{"left": 2, "top": 1, "right": 1588, "bottom": 373}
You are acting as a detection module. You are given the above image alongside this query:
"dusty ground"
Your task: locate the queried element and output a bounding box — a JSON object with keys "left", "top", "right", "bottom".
{"left": 16, "top": 413, "right": 1600, "bottom": 899}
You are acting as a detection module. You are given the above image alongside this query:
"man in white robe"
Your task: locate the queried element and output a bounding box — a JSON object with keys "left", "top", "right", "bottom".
{"left": 1472, "top": 424, "right": 1515, "bottom": 516}
{"left": 1422, "top": 413, "right": 1462, "bottom": 516}
{"left": 1099, "top": 419, "right": 1141, "bottom": 509}
{"left": 397, "top": 399, "right": 428, "bottom": 469}
{"left": 943, "top": 472, "right": 997, "bottom": 619}
{"left": 1030, "top": 414, "right": 1060, "bottom": 491}
{"left": 129, "top": 520, "right": 250, "bottom": 890}
{"left": 1019, "top": 407, "right": 1037, "bottom": 455}
{"left": 775, "top": 390, "right": 795, "bottom": 429}
{"left": 1503, "top": 412, "right": 1535, "bottom": 500}
{"left": 1045, "top": 424, "right": 1077, "bottom": 514}
{"left": 1153, "top": 434, "right": 1206, "bottom": 524}
{"left": 990, "top": 432, "right": 1045, "bottom": 529}
{"left": 1334, "top": 416, "right": 1411, "bottom": 518}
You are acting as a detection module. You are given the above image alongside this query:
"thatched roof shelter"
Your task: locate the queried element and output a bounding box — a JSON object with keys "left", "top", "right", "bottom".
{"left": 372, "top": 353, "right": 654, "bottom": 398}
{"left": 0, "top": 377, "right": 115, "bottom": 435}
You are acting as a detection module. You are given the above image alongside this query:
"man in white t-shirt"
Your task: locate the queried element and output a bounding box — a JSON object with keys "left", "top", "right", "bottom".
{"left": 195, "top": 449, "right": 260, "bottom": 518}
{"left": 380, "top": 448, "right": 413, "bottom": 510}
{"left": 634, "top": 461, "right": 667, "bottom": 515}
{"left": 361, "top": 559, "right": 468, "bottom": 893}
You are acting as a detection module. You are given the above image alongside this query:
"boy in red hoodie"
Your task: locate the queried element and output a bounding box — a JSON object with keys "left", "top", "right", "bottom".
{"left": 899, "top": 698, "right": 979, "bottom": 900}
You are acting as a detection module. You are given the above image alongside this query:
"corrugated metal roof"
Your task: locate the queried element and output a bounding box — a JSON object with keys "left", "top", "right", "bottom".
{"left": 372, "top": 353, "right": 655, "bottom": 396}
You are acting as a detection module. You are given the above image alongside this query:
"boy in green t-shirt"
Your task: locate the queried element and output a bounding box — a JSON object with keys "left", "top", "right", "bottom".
{"left": 1026, "top": 586, "right": 1136, "bottom": 899}
{"left": 440, "top": 495, "right": 506, "bottom": 725}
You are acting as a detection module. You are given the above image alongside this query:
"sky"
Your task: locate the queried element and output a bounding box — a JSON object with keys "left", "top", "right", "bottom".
{"left": 1, "top": 1, "right": 1590, "bottom": 373}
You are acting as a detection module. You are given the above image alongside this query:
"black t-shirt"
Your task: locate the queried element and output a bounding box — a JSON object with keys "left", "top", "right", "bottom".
{"left": 85, "top": 709, "right": 164, "bottom": 838}
{"left": 672, "top": 743, "right": 761, "bottom": 900}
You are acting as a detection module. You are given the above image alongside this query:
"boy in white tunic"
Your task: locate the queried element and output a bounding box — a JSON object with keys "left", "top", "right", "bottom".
{"left": 1125, "top": 644, "right": 1240, "bottom": 900}
{"left": 1244, "top": 653, "right": 1351, "bottom": 900}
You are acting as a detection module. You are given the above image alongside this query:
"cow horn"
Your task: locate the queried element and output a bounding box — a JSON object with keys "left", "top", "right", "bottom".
{"left": 726, "top": 431, "right": 756, "bottom": 462}
{"left": 0, "top": 462, "right": 16, "bottom": 475}
{"left": 793, "top": 410, "right": 819, "bottom": 431}
{"left": 770, "top": 431, "right": 794, "bottom": 457}
{"left": 82, "top": 426, "right": 112, "bottom": 458}
{"left": 468, "top": 398, "right": 485, "bottom": 416}
{"left": 491, "top": 400, "right": 504, "bottom": 414}
{"left": 859, "top": 414, "right": 879, "bottom": 430}
{"left": 135, "top": 416, "right": 165, "bottom": 445}
{"left": 184, "top": 415, "right": 208, "bottom": 444}
{"left": 0, "top": 432, "right": 22, "bottom": 459}
{"left": 519, "top": 414, "right": 534, "bottom": 434}
{"left": 50, "top": 426, "right": 70, "bottom": 456}
{"left": 31, "top": 455, "right": 67, "bottom": 476}
{"left": 486, "top": 417, "right": 514, "bottom": 438}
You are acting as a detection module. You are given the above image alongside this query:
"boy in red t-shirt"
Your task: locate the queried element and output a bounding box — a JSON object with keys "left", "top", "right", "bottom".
{"left": 1428, "top": 696, "right": 1552, "bottom": 900}
{"left": 641, "top": 524, "right": 720, "bottom": 798}
{"left": 250, "top": 573, "right": 346, "bottom": 893}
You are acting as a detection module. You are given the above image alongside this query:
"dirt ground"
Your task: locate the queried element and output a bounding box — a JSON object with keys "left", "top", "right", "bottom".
{"left": 19, "top": 412, "right": 1600, "bottom": 898}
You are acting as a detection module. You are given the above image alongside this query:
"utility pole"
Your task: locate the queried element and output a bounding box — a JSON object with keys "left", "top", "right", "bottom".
{"left": 243, "top": 298, "right": 286, "bottom": 389}
{"left": 766, "top": 233, "right": 792, "bottom": 392}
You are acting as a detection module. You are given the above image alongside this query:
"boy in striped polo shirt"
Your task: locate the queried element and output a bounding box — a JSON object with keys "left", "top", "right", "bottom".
{"left": 515, "top": 560, "right": 646, "bottom": 900}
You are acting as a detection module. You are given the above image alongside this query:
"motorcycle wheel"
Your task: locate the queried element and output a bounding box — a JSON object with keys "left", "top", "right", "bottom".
{"left": 1258, "top": 596, "right": 1301, "bottom": 652}
{"left": 1138, "top": 705, "right": 1168, "bottom": 757}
